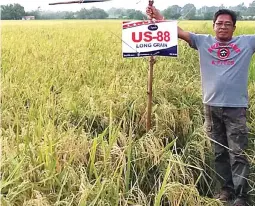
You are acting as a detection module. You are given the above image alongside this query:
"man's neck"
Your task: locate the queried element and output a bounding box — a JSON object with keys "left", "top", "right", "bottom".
{"left": 215, "top": 37, "right": 233, "bottom": 42}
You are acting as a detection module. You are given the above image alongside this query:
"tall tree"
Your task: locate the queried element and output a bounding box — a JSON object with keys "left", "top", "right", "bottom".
{"left": 162, "top": 5, "right": 182, "bottom": 19}
{"left": 125, "top": 9, "right": 146, "bottom": 20}
{"left": 229, "top": 3, "right": 247, "bottom": 16}
{"left": 88, "top": 7, "right": 108, "bottom": 19}
{"left": 1, "top": 3, "right": 25, "bottom": 20}
{"left": 247, "top": 0, "right": 255, "bottom": 16}
{"left": 181, "top": 4, "right": 196, "bottom": 20}
{"left": 76, "top": 7, "right": 108, "bottom": 19}
{"left": 25, "top": 10, "right": 41, "bottom": 19}
{"left": 107, "top": 7, "right": 126, "bottom": 18}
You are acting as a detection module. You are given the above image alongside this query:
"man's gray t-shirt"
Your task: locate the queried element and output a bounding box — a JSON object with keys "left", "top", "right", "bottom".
{"left": 189, "top": 33, "right": 255, "bottom": 108}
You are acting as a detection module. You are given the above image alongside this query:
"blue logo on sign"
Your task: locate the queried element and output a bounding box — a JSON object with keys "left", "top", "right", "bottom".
{"left": 148, "top": 25, "right": 158, "bottom": 31}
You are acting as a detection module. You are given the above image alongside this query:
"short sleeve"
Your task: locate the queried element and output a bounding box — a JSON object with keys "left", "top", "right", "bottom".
{"left": 189, "top": 32, "right": 208, "bottom": 50}
{"left": 245, "top": 35, "right": 255, "bottom": 52}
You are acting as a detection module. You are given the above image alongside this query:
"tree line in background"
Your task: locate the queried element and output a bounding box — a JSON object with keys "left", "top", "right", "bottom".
{"left": 1, "top": 2, "right": 255, "bottom": 20}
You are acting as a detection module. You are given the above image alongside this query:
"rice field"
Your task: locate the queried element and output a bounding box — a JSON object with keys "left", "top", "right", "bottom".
{"left": 1, "top": 20, "right": 255, "bottom": 206}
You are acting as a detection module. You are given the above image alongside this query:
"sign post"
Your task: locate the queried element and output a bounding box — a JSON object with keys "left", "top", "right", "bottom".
{"left": 122, "top": 4, "right": 178, "bottom": 132}
{"left": 147, "top": 0, "right": 155, "bottom": 132}
{"left": 147, "top": 53, "right": 155, "bottom": 132}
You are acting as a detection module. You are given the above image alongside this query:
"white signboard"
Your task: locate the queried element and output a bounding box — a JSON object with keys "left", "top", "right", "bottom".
{"left": 122, "top": 20, "right": 178, "bottom": 58}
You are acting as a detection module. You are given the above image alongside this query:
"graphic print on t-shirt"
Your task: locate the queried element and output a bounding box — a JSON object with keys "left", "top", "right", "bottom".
{"left": 217, "top": 47, "right": 230, "bottom": 59}
{"left": 208, "top": 42, "right": 241, "bottom": 66}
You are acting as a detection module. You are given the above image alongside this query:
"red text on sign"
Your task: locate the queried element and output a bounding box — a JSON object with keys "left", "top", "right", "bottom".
{"left": 132, "top": 31, "right": 171, "bottom": 43}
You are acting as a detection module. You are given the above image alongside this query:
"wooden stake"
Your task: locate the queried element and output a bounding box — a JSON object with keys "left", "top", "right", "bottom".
{"left": 146, "top": 0, "right": 155, "bottom": 132}
{"left": 146, "top": 55, "right": 155, "bottom": 132}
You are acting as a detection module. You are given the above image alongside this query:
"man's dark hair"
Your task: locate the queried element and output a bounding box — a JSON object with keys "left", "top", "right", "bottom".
{"left": 213, "top": 9, "right": 237, "bottom": 26}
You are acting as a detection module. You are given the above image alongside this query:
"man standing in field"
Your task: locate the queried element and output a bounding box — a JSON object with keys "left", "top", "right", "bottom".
{"left": 146, "top": 6, "right": 255, "bottom": 206}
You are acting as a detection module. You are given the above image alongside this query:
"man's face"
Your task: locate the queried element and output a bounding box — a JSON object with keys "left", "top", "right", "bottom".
{"left": 213, "top": 14, "right": 236, "bottom": 42}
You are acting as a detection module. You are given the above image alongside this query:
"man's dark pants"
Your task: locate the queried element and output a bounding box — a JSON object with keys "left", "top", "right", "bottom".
{"left": 204, "top": 105, "right": 250, "bottom": 199}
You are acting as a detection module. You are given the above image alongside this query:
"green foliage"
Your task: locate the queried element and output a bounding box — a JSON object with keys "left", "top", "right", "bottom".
{"left": 1, "top": 3, "right": 25, "bottom": 20}
{"left": 181, "top": 4, "right": 197, "bottom": 20}
{"left": 246, "top": 0, "right": 255, "bottom": 16}
{"left": 77, "top": 7, "right": 108, "bottom": 19}
{"left": 162, "top": 5, "right": 182, "bottom": 20}
{"left": 125, "top": 9, "right": 146, "bottom": 20}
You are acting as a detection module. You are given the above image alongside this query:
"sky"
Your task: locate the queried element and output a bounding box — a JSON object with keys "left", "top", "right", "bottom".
{"left": 0, "top": 0, "right": 253, "bottom": 12}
